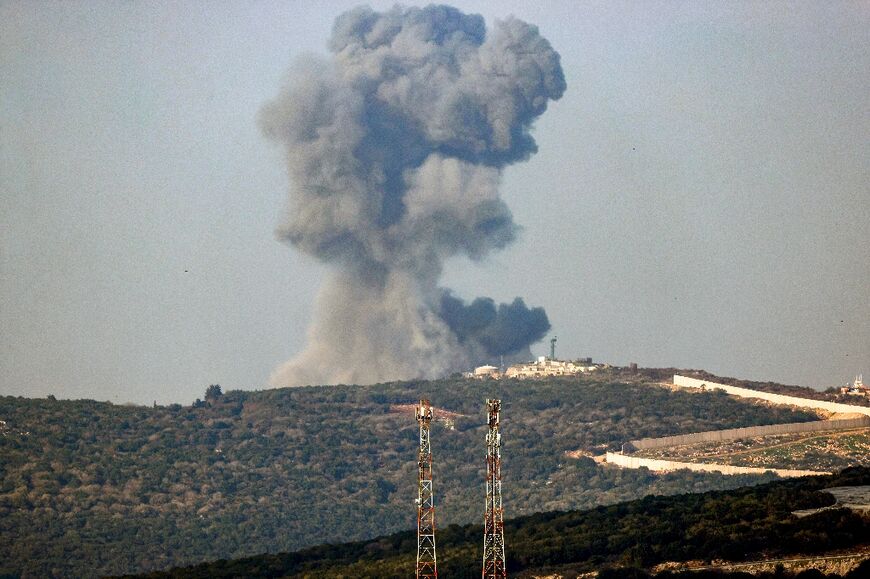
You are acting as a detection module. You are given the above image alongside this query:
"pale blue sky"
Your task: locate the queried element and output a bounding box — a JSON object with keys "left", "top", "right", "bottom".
{"left": 2, "top": 1, "right": 868, "bottom": 404}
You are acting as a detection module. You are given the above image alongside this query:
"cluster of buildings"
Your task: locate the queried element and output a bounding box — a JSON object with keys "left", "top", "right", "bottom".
{"left": 469, "top": 356, "right": 599, "bottom": 380}
{"left": 839, "top": 375, "right": 869, "bottom": 397}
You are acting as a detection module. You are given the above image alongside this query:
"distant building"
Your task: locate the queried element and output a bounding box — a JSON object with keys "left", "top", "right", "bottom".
{"left": 473, "top": 365, "right": 500, "bottom": 379}
{"left": 840, "top": 375, "right": 868, "bottom": 397}
{"left": 504, "top": 356, "right": 597, "bottom": 379}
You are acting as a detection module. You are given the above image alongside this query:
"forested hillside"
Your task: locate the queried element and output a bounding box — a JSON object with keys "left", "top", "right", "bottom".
{"left": 126, "top": 467, "right": 870, "bottom": 578}
{"left": 0, "top": 372, "right": 820, "bottom": 577}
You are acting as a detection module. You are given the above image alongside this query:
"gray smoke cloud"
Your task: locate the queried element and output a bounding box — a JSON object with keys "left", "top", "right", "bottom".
{"left": 261, "top": 4, "right": 565, "bottom": 387}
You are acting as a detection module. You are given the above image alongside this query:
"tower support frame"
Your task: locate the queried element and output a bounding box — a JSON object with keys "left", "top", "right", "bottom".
{"left": 416, "top": 399, "right": 437, "bottom": 578}
{"left": 482, "top": 398, "right": 507, "bottom": 579}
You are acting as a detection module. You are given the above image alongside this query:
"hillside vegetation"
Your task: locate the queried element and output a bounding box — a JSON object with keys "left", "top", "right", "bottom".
{"left": 0, "top": 372, "right": 820, "bottom": 577}
{"left": 125, "top": 467, "right": 870, "bottom": 578}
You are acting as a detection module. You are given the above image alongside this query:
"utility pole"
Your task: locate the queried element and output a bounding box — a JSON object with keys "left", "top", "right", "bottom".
{"left": 482, "top": 398, "right": 507, "bottom": 579}
{"left": 416, "top": 399, "right": 437, "bottom": 578}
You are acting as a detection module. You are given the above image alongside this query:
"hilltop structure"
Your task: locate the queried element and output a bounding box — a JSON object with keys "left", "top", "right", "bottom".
{"left": 468, "top": 358, "right": 600, "bottom": 380}
{"left": 473, "top": 365, "right": 500, "bottom": 378}
{"left": 840, "top": 375, "right": 868, "bottom": 397}
{"left": 467, "top": 335, "right": 598, "bottom": 379}
{"left": 504, "top": 356, "right": 597, "bottom": 379}
{"left": 469, "top": 345, "right": 598, "bottom": 380}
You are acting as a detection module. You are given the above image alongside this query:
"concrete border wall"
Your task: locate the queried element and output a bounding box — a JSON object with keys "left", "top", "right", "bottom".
{"left": 673, "top": 375, "right": 870, "bottom": 417}
{"left": 629, "top": 417, "right": 870, "bottom": 451}
{"left": 605, "top": 452, "right": 829, "bottom": 478}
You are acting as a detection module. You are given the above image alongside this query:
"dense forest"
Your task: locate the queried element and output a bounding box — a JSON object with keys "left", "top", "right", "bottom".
{"left": 1, "top": 372, "right": 822, "bottom": 577}
{"left": 123, "top": 467, "right": 870, "bottom": 578}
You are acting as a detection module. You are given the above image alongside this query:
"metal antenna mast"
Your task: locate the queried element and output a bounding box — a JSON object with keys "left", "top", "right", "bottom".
{"left": 482, "top": 398, "right": 507, "bottom": 579}
{"left": 416, "top": 399, "right": 437, "bottom": 579}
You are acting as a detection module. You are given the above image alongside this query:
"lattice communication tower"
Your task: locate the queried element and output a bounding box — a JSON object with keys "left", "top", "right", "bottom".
{"left": 482, "top": 398, "right": 507, "bottom": 578}
{"left": 416, "top": 399, "right": 437, "bottom": 578}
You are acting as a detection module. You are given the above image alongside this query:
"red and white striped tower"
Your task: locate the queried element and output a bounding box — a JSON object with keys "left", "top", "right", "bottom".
{"left": 482, "top": 398, "right": 507, "bottom": 579}
{"left": 416, "top": 399, "right": 437, "bottom": 579}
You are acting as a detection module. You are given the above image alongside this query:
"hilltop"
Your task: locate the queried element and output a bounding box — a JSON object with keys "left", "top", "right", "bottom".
{"left": 0, "top": 370, "right": 826, "bottom": 577}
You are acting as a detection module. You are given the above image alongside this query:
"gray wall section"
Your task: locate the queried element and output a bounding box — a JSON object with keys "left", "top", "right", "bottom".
{"left": 628, "top": 417, "right": 870, "bottom": 451}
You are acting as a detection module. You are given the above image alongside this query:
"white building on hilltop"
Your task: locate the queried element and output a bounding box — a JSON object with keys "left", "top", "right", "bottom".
{"left": 504, "top": 356, "right": 597, "bottom": 379}
{"left": 472, "top": 365, "right": 500, "bottom": 379}
{"left": 840, "top": 374, "right": 868, "bottom": 397}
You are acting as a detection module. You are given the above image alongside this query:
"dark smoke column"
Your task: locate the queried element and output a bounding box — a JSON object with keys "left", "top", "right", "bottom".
{"left": 261, "top": 5, "right": 565, "bottom": 387}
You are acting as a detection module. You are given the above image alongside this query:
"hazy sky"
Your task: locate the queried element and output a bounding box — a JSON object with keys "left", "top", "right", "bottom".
{"left": 2, "top": 1, "right": 868, "bottom": 405}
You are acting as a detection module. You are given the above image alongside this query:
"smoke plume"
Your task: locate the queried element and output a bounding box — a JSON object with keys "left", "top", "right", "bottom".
{"left": 261, "top": 4, "right": 565, "bottom": 386}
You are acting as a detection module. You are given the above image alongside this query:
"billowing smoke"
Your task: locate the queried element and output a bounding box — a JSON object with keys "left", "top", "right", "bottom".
{"left": 439, "top": 292, "right": 550, "bottom": 362}
{"left": 261, "top": 4, "right": 565, "bottom": 387}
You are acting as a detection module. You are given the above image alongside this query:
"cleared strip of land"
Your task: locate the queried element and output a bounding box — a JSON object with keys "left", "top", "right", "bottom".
{"left": 654, "top": 552, "right": 870, "bottom": 576}
{"left": 600, "top": 377, "right": 870, "bottom": 477}
{"left": 604, "top": 451, "right": 829, "bottom": 477}
{"left": 673, "top": 375, "right": 870, "bottom": 416}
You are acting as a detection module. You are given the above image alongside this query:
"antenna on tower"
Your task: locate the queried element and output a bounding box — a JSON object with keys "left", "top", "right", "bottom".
{"left": 416, "top": 399, "right": 437, "bottom": 579}
{"left": 549, "top": 336, "right": 557, "bottom": 360}
{"left": 482, "top": 399, "right": 507, "bottom": 579}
